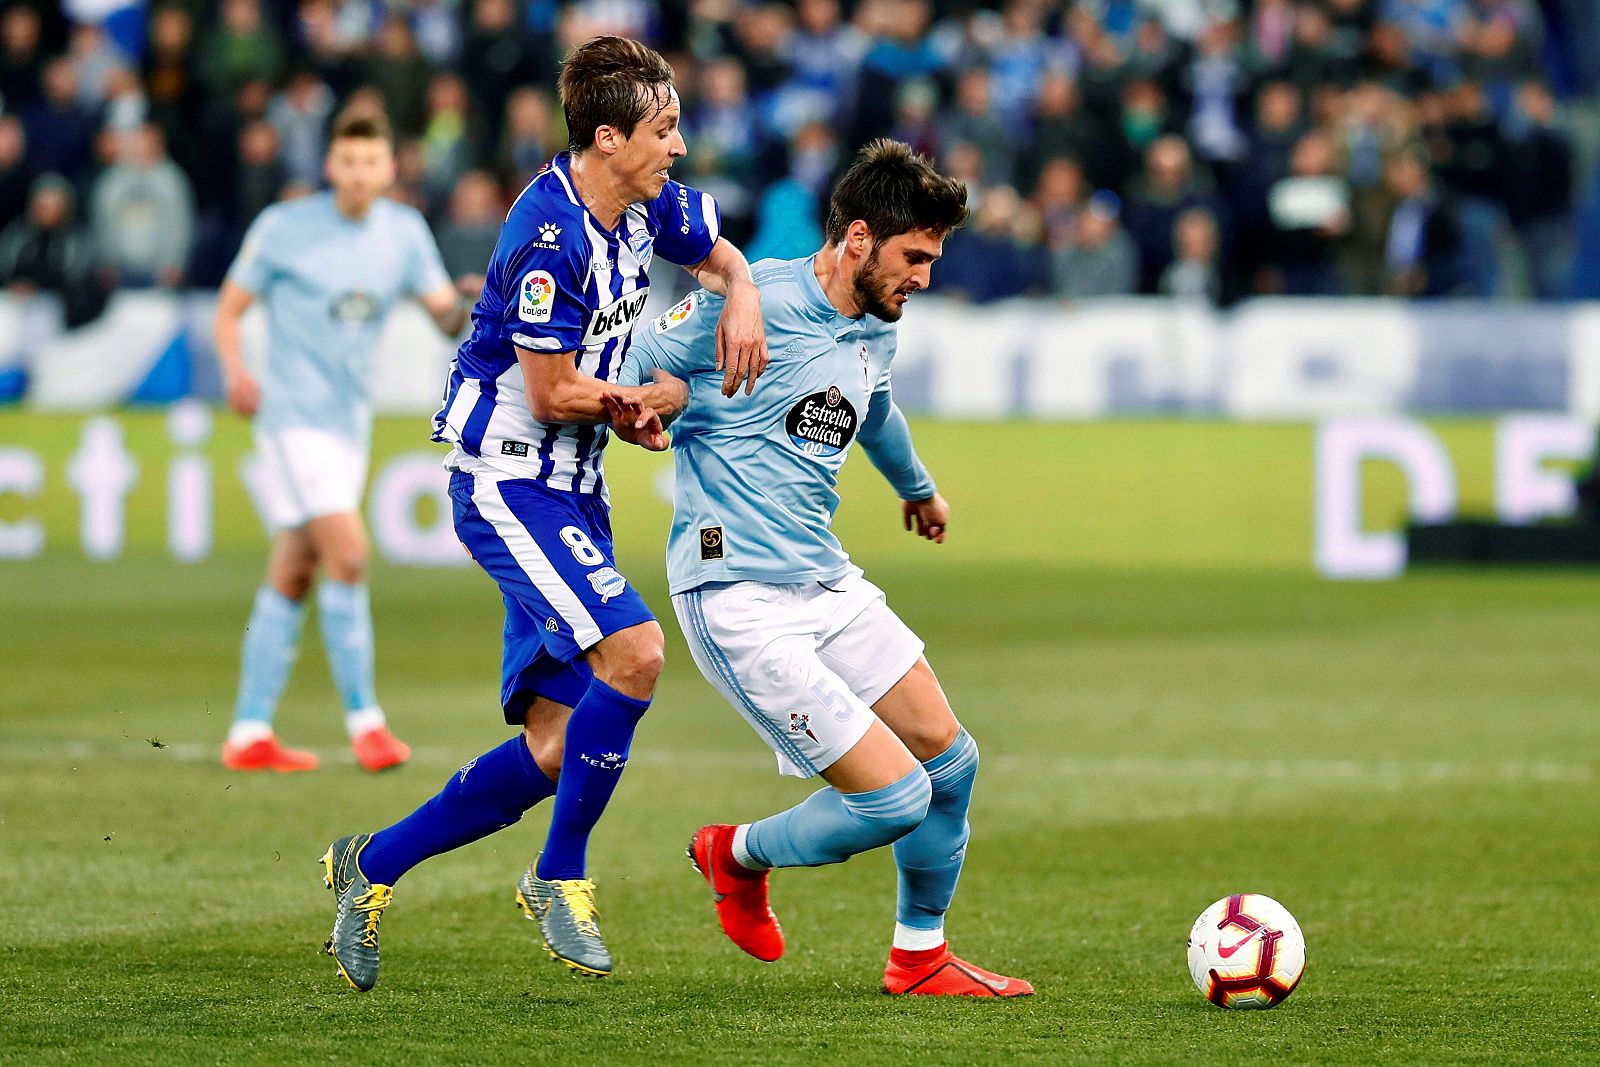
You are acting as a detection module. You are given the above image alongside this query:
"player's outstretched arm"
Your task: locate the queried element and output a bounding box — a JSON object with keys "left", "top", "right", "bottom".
{"left": 684, "top": 238, "right": 767, "bottom": 398}
{"left": 858, "top": 388, "right": 945, "bottom": 542}
{"left": 517, "top": 347, "right": 688, "bottom": 426}
{"left": 214, "top": 280, "right": 260, "bottom": 417}
{"left": 419, "top": 277, "right": 477, "bottom": 337}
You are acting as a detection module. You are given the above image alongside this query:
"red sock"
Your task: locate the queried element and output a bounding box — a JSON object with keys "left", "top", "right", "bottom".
{"left": 889, "top": 943, "right": 949, "bottom": 968}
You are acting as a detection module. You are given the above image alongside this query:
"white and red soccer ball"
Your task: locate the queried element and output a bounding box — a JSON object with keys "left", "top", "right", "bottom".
{"left": 1187, "top": 894, "right": 1306, "bottom": 1009}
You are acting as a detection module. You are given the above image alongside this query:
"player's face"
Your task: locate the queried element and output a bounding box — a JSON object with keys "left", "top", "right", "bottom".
{"left": 851, "top": 229, "right": 945, "bottom": 322}
{"left": 612, "top": 87, "right": 686, "bottom": 204}
{"left": 324, "top": 135, "right": 396, "bottom": 213}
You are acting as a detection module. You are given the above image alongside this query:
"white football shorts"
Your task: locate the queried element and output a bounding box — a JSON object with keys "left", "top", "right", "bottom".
{"left": 672, "top": 567, "right": 925, "bottom": 778}
{"left": 253, "top": 425, "right": 369, "bottom": 531}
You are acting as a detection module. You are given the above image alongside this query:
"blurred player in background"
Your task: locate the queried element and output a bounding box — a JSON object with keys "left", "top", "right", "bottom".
{"left": 216, "top": 111, "right": 472, "bottom": 774}
{"left": 320, "top": 36, "right": 767, "bottom": 990}
{"left": 619, "top": 140, "right": 1032, "bottom": 997}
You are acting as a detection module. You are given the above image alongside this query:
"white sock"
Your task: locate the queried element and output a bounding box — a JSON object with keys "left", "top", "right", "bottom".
{"left": 227, "top": 720, "right": 274, "bottom": 747}
{"left": 893, "top": 922, "right": 946, "bottom": 952}
{"left": 345, "top": 706, "right": 387, "bottom": 739}
{"left": 731, "top": 823, "right": 768, "bottom": 870}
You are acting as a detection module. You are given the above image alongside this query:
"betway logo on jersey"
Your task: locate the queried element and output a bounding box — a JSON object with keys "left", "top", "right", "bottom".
{"left": 583, "top": 289, "right": 650, "bottom": 344}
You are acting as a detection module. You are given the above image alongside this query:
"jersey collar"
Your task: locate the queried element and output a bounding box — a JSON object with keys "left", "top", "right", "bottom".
{"left": 799, "top": 253, "right": 865, "bottom": 330}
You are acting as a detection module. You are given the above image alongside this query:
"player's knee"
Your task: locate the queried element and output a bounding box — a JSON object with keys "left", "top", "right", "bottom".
{"left": 522, "top": 726, "right": 563, "bottom": 782}
{"left": 844, "top": 765, "right": 933, "bottom": 847}
{"left": 596, "top": 625, "right": 665, "bottom": 697}
{"left": 907, "top": 718, "right": 963, "bottom": 764}
{"left": 326, "top": 547, "right": 368, "bottom": 584}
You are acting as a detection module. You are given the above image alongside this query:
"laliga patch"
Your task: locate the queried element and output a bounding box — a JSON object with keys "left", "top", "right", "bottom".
{"left": 518, "top": 270, "right": 555, "bottom": 323}
{"left": 587, "top": 566, "right": 627, "bottom": 603}
{"left": 785, "top": 386, "right": 858, "bottom": 458}
{"left": 699, "top": 526, "right": 724, "bottom": 561}
{"left": 654, "top": 293, "right": 697, "bottom": 333}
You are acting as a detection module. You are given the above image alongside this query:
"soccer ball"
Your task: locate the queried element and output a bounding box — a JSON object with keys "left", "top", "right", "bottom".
{"left": 1186, "top": 894, "right": 1306, "bottom": 1009}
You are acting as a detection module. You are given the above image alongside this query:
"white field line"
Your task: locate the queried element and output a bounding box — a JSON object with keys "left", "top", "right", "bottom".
{"left": 0, "top": 739, "right": 1590, "bottom": 785}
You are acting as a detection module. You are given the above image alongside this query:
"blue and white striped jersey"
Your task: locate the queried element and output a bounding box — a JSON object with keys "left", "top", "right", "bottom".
{"left": 432, "top": 153, "right": 721, "bottom": 495}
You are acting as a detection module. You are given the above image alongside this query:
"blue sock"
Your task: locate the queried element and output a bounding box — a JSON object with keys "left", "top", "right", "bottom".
{"left": 535, "top": 678, "right": 651, "bottom": 880}
{"left": 231, "top": 586, "right": 305, "bottom": 728}
{"left": 893, "top": 730, "right": 979, "bottom": 931}
{"left": 317, "top": 580, "right": 377, "bottom": 713}
{"left": 361, "top": 735, "right": 558, "bottom": 885}
{"left": 745, "top": 765, "right": 932, "bottom": 870}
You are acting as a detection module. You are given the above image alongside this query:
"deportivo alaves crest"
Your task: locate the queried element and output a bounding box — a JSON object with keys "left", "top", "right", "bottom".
{"left": 786, "top": 387, "right": 858, "bottom": 458}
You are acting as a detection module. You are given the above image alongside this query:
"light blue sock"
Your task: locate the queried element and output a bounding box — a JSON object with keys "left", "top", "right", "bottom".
{"left": 317, "top": 580, "right": 377, "bottom": 713}
{"left": 231, "top": 586, "right": 305, "bottom": 727}
{"left": 744, "top": 765, "right": 932, "bottom": 870}
{"left": 893, "top": 729, "right": 979, "bottom": 931}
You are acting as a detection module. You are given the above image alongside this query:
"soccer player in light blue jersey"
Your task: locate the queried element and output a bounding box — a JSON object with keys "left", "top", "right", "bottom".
{"left": 616, "top": 140, "right": 1033, "bottom": 997}
{"left": 216, "top": 111, "right": 472, "bottom": 775}
{"left": 319, "top": 36, "right": 768, "bottom": 990}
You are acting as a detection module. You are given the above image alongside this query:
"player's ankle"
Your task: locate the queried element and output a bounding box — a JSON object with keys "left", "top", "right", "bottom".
{"left": 728, "top": 824, "right": 768, "bottom": 875}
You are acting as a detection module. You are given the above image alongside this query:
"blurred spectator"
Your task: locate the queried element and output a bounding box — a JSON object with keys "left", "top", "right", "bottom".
{"left": 0, "top": 113, "right": 33, "bottom": 224}
{"left": 1457, "top": 0, "right": 1543, "bottom": 87}
{"left": 67, "top": 21, "right": 126, "bottom": 107}
{"left": 1182, "top": 19, "right": 1251, "bottom": 166}
{"left": 931, "top": 184, "right": 1048, "bottom": 302}
{"left": 497, "top": 85, "right": 556, "bottom": 186}
{"left": 21, "top": 57, "right": 99, "bottom": 183}
{"left": 1032, "top": 154, "right": 1087, "bottom": 251}
{"left": 435, "top": 169, "right": 501, "bottom": 280}
{"left": 390, "top": 136, "right": 428, "bottom": 213}
{"left": 1382, "top": 146, "right": 1464, "bottom": 296}
{"left": 364, "top": 15, "right": 435, "bottom": 138}
{"left": 1020, "top": 71, "right": 1108, "bottom": 193}
{"left": 1123, "top": 135, "right": 1219, "bottom": 292}
{"left": 0, "top": 173, "right": 102, "bottom": 325}
{"left": 851, "top": 0, "right": 945, "bottom": 150}
{"left": 0, "top": 3, "right": 46, "bottom": 110}
{"left": 684, "top": 56, "right": 766, "bottom": 241}
{"left": 744, "top": 177, "right": 825, "bottom": 262}
{"left": 1437, "top": 79, "right": 1511, "bottom": 294}
{"left": 781, "top": 0, "right": 862, "bottom": 131}
{"left": 786, "top": 117, "right": 841, "bottom": 199}
{"left": 144, "top": 6, "right": 202, "bottom": 157}
{"left": 421, "top": 72, "right": 477, "bottom": 211}
{"left": 461, "top": 0, "right": 549, "bottom": 144}
{"left": 1266, "top": 129, "right": 1352, "bottom": 294}
{"left": 888, "top": 76, "right": 940, "bottom": 161}
{"left": 1505, "top": 79, "right": 1574, "bottom": 298}
{"left": 936, "top": 66, "right": 1014, "bottom": 187}
{"left": 90, "top": 123, "right": 195, "bottom": 288}
{"left": 235, "top": 118, "right": 286, "bottom": 227}
{"left": 101, "top": 65, "right": 147, "bottom": 133}
{"left": 1052, "top": 190, "right": 1140, "bottom": 299}
{"left": 200, "top": 0, "right": 285, "bottom": 100}
{"left": 986, "top": 0, "right": 1068, "bottom": 128}
{"left": 268, "top": 69, "right": 334, "bottom": 186}
{"left": 1160, "top": 207, "right": 1224, "bottom": 302}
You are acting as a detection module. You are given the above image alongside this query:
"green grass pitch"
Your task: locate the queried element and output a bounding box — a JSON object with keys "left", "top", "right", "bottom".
{"left": 2, "top": 413, "right": 1597, "bottom": 1064}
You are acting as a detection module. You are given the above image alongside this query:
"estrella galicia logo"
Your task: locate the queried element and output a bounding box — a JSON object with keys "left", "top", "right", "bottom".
{"left": 329, "top": 290, "right": 379, "bottom": 325}
{"left": 587, "top": 566, "right": 627, "bottom": 602}
{"left": 785, "top": 386, "right": 858, "bottom": 458}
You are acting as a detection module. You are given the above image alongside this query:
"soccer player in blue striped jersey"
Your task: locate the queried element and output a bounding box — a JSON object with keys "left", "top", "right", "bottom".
{"left": 616, "top": 141, "right": 1033, "bottom": 997}
{"left": 216, "top": 111, "right": 472, "bottom": 776}
{"left": 320, "top": 36, "right": 768, "bottom": 990}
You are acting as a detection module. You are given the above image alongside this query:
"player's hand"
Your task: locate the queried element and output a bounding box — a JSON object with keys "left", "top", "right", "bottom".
{"left": 225, "top": 370, "right": 261, "bottom": 418}
{"left": 902, "top": 493, "right": 948, "bottom": 544}
{"left": 715, "top": 280, "right": 768, "bottom": 398}
{"left": 601, "top": 392, "right": 669, "bottom": 452}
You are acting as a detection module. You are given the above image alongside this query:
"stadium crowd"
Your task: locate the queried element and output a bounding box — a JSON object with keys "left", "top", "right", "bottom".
{"left": 1, "top": 0, "right": 1598, "bottom": 320}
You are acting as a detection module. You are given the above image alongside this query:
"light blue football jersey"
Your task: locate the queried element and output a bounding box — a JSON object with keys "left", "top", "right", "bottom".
{"left": 623, "top": 254, "right": 935, "bottom": 594}
{"left": 227, "top": 192, "right": 450, "bottom": 443}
